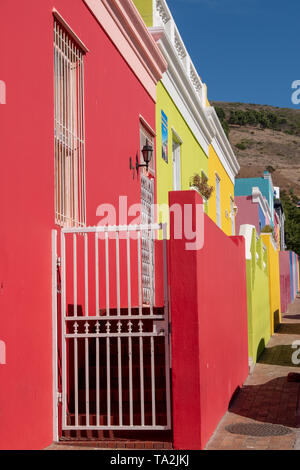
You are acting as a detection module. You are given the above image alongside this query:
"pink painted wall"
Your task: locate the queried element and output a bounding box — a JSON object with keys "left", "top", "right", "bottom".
{"left": 169, "top": 190, "right": 249, "bottom": 450}
{"left": 235, "top": 195, "right": 260, "bottom": 234}
{"left": 279, "top": 252, "right": 292, "bottom": 313}
{"left": 0, "top": 0, "right": 158, "bottom": 449}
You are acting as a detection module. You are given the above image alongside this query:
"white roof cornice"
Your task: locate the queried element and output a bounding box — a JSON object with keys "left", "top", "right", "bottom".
{"left": 150, "top": 27, "right": 214, "bottom": 155}
{"left": 151, "top": 0, "right": 208, "bottom": 106}
{"left": 149, "top": 0, "right": 239, "bottom": 175}
{"left": 205, "top": 106, "right": 240, "bottom": 182}
{"left": 252, "top": 186, "right": 272, "bottom": 222}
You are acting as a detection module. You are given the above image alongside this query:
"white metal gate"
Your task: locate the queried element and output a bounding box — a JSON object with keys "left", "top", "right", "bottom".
{"left": 52, "top": 223, "right": 171, "bottom": 435}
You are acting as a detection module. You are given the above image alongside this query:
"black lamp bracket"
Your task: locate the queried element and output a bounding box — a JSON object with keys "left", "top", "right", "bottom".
{"left": 129, "top": 154, "right": 149, "bottom": 179}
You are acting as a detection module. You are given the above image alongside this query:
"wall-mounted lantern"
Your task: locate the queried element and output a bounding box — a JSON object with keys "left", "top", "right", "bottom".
{"left": 130, "top": 139, "right": 153, "bottom": 179}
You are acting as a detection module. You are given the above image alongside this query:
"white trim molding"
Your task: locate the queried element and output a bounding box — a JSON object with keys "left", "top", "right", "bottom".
{"left": 205, "top": 106, "right": 240, "bottom": 183}
{"left": 239, "top": 224, "right": 256, "bottom": 260}
{"left": 53, "top": 9, "right": 89, "bottom": 52}
{"left": 150, "top": 27, "right": 214, "bottom": 156}
{"left": 83, "top": 0, "right": 167, "bottom": 101}
{"left": 148, "top": 0, "right": 239, "bottom": 174}
{"left": 171, "top": 127, "right": 183, "bottom": 144}
{"left": 252, "top": 186, "right": 272, "bottom": 224}
{"left": 139, "top": 115, "right": 156, "bottom": 136}
{"left": 152, "top": 0, "right": 206, "bottom": 105}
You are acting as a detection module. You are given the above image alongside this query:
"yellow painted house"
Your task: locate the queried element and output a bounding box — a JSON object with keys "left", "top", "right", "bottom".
{"left": 133, "top": 0, "right": 239, "bottom": 235}
{"left": 261, "top": 233, "right": 282, "bottom": 334}
{"left": 205, "top": 105, "right": 240, "bottom": 235}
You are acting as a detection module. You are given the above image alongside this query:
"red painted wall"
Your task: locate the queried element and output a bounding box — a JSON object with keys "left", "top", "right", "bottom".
{"left": 235, "top": 195, "right": 260, "bottom": 235}
{"left": 279, "top": 252, "right": 291, "bottom": 313}
{"left": 0, "top": 0, "right": 156, "bottom": 449}
{"left": 169, "top": 191, "right": 249, "bottom": 450}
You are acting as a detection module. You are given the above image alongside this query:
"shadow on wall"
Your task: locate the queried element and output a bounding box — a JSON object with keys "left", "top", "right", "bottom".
{"left": 256, "top": 338, "right": 266, "bottom": 362}
{"left": 274, "top": 309, "right": 280, "bottom": 332}
{"left": 230, "top": 376, "right": 300, "bottom": 428}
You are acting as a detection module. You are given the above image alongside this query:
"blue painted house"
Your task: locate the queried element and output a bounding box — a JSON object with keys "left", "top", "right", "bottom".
{"left": 235, "top": 171, "right": 275, "bottom": 227}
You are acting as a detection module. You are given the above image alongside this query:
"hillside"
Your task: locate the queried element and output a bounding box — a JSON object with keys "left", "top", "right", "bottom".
{"left": 212, "top": 102, "right": 300, "bottom": 198}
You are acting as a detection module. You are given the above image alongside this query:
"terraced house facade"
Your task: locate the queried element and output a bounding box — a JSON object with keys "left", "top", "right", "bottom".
{"left": 0, "top": 0, "right": 299, "bottom": 452}
{"left": 134, "top": 0, "right": 240, "bottom": 236}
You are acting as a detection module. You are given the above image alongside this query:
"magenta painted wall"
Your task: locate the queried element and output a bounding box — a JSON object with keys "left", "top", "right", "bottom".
{"left": 279, "top": 252, "right": 292, "bottom": 313}
{"left": 235, "top": 195, "right": 260, "bottom": 234}
{"left": 0, "top": 0, "right": 157, "bottom": 449}
{"left": 169, "top": 191, "right": 249, "bottom": 450}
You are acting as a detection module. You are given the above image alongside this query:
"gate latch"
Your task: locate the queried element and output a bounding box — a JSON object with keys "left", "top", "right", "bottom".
{"left": 153, "top": 320, "right": 167, "bottom": 336}
{"left": 57, "top": 392, "right": 62, "bottom": 403}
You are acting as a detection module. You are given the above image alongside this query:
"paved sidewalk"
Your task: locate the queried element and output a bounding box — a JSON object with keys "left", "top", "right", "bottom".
{"left": 206, "top": 295, "right": 300, "bottom": 450}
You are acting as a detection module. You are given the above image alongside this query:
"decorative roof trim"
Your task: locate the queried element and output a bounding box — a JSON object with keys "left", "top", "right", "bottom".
{"left": 205, "top": 106, "right": 240, "bottom": 182}
{"left": 83, "top": 0, "right": 167, "bottom": 101}
{"left": 252, "top": 186, "right": 272, "bottom": 223}
{"left": 152, "top": 0, "right": 204, "bottom": 100}
{"left": 150, "top": 27, "right": 214, "bottom": 155}
{"left": 149, "top": 1, "right": 239, "bottom": 177}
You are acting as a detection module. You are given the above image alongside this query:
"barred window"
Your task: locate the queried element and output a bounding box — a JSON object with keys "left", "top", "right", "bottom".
{"left": 54, "top": 19, "right": 86, "bottom": 227}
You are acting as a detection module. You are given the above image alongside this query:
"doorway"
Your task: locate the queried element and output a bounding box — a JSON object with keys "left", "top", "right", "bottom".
{"left": 172, "top": 138, "right": 181, "bottom": 191}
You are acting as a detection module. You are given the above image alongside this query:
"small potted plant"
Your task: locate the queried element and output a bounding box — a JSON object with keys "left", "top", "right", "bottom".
{"left": 190, "top": 173, "right": 214, "bottom": 200}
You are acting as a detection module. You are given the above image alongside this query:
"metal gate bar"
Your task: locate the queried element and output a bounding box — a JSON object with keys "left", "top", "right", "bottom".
{"left": 56, "top": 223, "right": 171, "bottom": 432}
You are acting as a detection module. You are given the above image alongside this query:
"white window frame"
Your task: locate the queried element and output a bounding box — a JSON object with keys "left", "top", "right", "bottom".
{"left": 140, "top": 121, "right": 155, "bottom": 178}
{"left": 172, "top": 131, "right": 182, "bottom": 191}
{"left": 54, "top": 18, "right": 86, "bottom": 227}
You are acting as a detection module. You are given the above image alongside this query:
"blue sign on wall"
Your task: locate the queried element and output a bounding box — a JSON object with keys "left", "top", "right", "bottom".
{"left": 161, "top": 110, "right": 168, "bottom": 163}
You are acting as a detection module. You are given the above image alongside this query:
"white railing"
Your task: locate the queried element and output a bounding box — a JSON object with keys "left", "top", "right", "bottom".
{"left": 53, "top": 223, "right": 171, "bottom": 433}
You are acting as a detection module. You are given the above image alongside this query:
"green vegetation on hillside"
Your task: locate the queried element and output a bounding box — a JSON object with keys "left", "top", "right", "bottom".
{"left": 228, "top": 109, "right": 285, "bottom": 130}
{"left": 280, "top": 190, "right": 300, "bottom": 256}
{"left": 214, "top": 102, "right": 300, "bottom": 137}
{"left": 214, "top": 106, "right": 230, "bottom": 138}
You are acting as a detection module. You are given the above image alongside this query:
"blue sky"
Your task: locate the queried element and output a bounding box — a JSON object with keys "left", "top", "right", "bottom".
{"left": 170, "top": 0, "right": 299, "bottom": 108}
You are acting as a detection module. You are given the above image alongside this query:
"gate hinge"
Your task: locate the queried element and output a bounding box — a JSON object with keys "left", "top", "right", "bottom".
{"left": 56, "top": 256, "right": 61, "bottom": 269}
{"left": 57, "top": 392, "right": 62, "bottom": 403}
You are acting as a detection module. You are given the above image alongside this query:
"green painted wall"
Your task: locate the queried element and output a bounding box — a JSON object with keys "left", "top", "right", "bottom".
{"left": 156, "top": 82, "right": 209, "bottom": 225}
{"left": 245, "top": 228, "right": 271, "bottom": 363}
{"left": 132, "top": 0, "right": 153, "bottom": 27}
